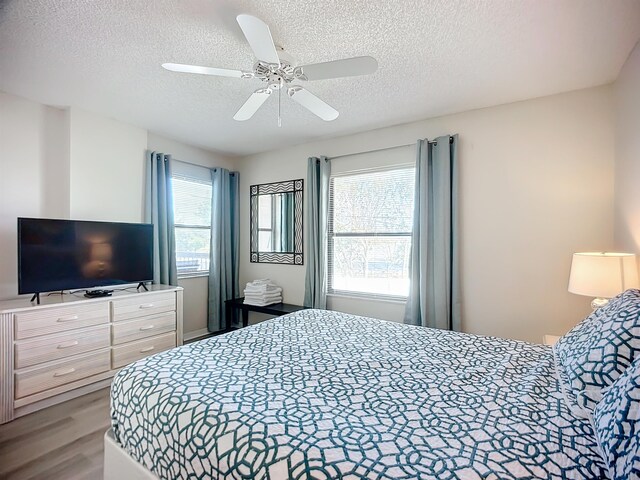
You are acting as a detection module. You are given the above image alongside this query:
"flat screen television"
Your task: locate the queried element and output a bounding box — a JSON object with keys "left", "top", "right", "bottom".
{"left": 18, "top": 218, "right": 154, "bottom": 295}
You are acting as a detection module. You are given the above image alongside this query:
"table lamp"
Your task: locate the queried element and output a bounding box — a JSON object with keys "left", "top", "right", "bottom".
{"left": 568, "top": 252, "right": 639, "bottom": 309}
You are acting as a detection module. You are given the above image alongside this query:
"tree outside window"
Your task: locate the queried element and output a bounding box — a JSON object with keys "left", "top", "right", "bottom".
{"left": 329, "top": 167, "right": 415, "bottom": 298}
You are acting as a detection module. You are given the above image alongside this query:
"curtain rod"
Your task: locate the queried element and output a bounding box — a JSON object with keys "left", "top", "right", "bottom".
{"left": 172, "top": 157, "right": 236, "bottom": 175}
{"left": 329, "top": 136, "right": 453, "bottom": 161}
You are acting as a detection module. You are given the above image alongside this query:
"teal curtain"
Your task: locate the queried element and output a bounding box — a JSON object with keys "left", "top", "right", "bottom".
{"left": 304, "top": 156, "right": 331, "bottom": 308}
{"left": 404, "top": 135, "right": 461, "bottom": 330}
{"left": 208, "top": 168, "right": 239, "bottom": 331}
{"left": 144, "top": 151, "right": 177, "bottom": 286}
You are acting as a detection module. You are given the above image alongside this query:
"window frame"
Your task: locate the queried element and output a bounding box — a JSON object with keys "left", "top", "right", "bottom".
{"left": 172, "top": 174, "right": 212, "bottom": 279}
{"left": 327, "top": 164, "right": 415, "bottom": 301}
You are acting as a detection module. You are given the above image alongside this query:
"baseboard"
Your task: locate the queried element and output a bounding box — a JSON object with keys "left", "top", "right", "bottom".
{"left": 183, "top": 328, "right": 210, "bottom": 342}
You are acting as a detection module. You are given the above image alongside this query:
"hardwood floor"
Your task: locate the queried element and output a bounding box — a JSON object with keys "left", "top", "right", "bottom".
{"left": 0, "top": 388, "right": 110, "bottom": 480}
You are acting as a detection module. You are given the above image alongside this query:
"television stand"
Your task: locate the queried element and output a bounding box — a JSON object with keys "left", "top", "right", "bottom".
{"left": 136, "top": 282, "right": 149, "bottom": 292}
{"left": 0, "top": 284, "right": 183, "bottom": 425}
{"left": 30, "top": 293, "right": 40, "bottom": 305}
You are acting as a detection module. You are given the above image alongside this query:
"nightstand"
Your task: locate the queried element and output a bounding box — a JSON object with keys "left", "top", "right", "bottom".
{"left": 543, "top": 334, "right": 560, "bottom": 346}
{"left": 225, "top": 297, "right": 306, "bottom": 329}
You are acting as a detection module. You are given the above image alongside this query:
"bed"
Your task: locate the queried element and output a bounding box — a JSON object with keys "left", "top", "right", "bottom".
{"left": 106, "top": 308, "right": 609, "bottom": 479}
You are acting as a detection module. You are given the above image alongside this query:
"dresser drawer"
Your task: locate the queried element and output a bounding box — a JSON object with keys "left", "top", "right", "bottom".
{"left": 14, "top": 303, "right": 109, "bottom": 340}
{"left": 111, "top": 332, "right": 176, "bottom": 369}
{"left": 111, "top": 312, "right": 176, "bottom": 345}
{"left": 15, "top": 349, "right": 110, "bottom": 399}
{"left": 112, "top": 292, "right": 176, "bottom": 322}
{"left": 15, "top": 324, "right": 111, "bottom": 369}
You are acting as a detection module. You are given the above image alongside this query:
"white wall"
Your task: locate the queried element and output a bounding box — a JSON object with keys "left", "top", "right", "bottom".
{"left": 614, "top": 41, "right": 640, "bottom": 255}
{"left": 69, "top": 109, "right": 147, "bottom": 222}
{"left": 41, "top": 106, "right": 71, "bottom": 218}
{"left": 0, "top": 93, "right": 70, "bottom": 299}
{"left": 236, "top": 86, "right": 615, "bottom": 343}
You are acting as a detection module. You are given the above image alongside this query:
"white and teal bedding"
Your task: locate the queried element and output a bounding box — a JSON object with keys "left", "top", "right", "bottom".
{"left": 111, "top": 309, "right": 606, "bottom": 479}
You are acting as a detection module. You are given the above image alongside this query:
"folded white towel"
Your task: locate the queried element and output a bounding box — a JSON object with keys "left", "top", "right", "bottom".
{"left": 246, "top": 281, "right": 279, "bottom": 287}
{"left": 247, "top": 279, "right": 277, "bottom": 286}
{"left": 244, "top": 285, "right": 282, "bottom": 294}
{"left": 244, "top": 286, "right": 281, "bottom": 295}
{"left": 244, "top": 294, "right": 281, "bottom": 300}
{"left": 244, "top": 292, "right": 282, "bottom": 301}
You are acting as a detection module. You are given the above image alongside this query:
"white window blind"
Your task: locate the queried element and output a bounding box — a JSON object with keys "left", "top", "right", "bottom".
{"left": 328, "top": 166, "right": 415, "bottom": 299}
{"left": 172, "top": 175, "right": 212, "bottom": 276}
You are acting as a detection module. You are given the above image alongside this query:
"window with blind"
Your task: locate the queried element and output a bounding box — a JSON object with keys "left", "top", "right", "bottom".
{"left": 172, "top": 175, "right": 212, "bottom": 277}
{"left": 328, "top": 166, "right": 415, "bottom": 299}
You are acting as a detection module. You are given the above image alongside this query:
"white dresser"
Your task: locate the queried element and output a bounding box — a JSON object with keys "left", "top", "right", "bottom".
{"left": 0, "top": 285, "right": 183, "bottom": 424}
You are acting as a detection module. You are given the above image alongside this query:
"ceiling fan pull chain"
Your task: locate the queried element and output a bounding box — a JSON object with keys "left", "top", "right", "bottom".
{"left": 278, "top": 84, "right": 282, "bottom": 127}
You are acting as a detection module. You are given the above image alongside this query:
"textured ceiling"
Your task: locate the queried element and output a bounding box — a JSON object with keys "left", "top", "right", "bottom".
{"left": 1, "top": 0, "right": 639, "bottom": 156}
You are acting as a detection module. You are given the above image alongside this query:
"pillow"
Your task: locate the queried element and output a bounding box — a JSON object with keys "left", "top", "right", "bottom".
{"left": 592, "top": 357, "right": 640, "bottom": 480}
{"left": 553, "top": 289, "right": 640, "bottom": 417}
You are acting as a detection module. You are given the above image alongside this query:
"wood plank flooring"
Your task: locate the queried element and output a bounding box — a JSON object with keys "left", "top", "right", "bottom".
{"left": 0, "top": 388, "right": 110, "bottom": 480}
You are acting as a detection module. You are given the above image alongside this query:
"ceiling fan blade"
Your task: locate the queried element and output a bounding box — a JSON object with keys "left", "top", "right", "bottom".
{"left": 233, "top": 89, "right": 272, "bottom": 121}
{"left": 287, "top": 86, "right": 339, "bottom": 121}
{"left": 297, "top": 56, "right": 378, "bottom": 81}
{"left": 162, "top": 63, "right": 246, "bottom": 78}
{"left": 236, "top": 14, "right": 280, "bottom": 65}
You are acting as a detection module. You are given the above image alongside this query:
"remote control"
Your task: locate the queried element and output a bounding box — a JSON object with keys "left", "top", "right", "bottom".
{"left": 84, "top": 289, "right": 113, "bottom": 298}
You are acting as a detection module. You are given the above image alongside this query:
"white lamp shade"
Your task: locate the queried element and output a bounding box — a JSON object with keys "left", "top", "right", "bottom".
{"left": 568, "top": 252, "right": 639, "bottom": 298}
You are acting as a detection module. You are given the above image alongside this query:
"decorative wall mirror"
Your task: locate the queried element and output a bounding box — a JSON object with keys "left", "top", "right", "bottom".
{"left": 250, "top": 179, "right": 303, "bottom": 264}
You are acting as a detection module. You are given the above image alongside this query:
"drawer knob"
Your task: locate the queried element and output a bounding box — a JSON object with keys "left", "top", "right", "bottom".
{"left": 57, "top": 340, "right": 79, "bottom": 349}
{"left": 139, "top": 325, "right": 155, "bottom": 331}
{"left": 139, "top": 346, "right": 155, "bottom": 353}
{"left": 139, "top": 303, "right": 154, "bottom": 309}
{"left": 57, "top": 314, "right": 79, "bottom": 322}
{"left": 53, "top": 367, "right": 76, "bottom": 377}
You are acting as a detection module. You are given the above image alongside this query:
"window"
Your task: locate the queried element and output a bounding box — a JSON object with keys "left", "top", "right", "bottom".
{"left": 328, "top": 166, "right": 415, "bottom": 299}
{"left": 172, "top": 175, "right": 212, "bottom": 277}
{"left": 257, "top": 194, "right": 274, "bottom": 251}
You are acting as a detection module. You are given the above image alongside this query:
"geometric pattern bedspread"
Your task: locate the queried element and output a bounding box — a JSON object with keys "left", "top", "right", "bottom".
{"left": 111, "top": 309, "right": 606, "bottom": 479}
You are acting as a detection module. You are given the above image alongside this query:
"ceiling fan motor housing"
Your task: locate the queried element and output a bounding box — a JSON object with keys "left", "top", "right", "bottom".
{"left": 254, "top": 60, "right": 297, "bottom": 89}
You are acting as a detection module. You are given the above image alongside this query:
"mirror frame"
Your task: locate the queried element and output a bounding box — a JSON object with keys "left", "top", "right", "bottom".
{"left": 250, "top": 178, "right": 303, "bottom": 265}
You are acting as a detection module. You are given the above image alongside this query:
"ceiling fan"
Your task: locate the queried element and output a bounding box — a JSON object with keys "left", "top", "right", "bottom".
{"left": 162, "top": 14, "right": 378, "bottom": 124}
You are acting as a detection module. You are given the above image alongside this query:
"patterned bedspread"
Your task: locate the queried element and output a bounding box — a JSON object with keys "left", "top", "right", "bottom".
{"left": 111, "top": 309, "right": 606, "bottom": 479}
